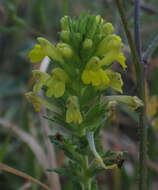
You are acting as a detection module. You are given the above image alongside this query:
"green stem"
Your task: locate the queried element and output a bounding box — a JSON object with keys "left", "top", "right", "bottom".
{"left": 81, "top": 156, "right": 91, "bottom": 190}
{"left": 115, "top": 1, "right": 147, "bottom": 189}
{"left": 62, "top": 0, "right": 68, "bottom": 15}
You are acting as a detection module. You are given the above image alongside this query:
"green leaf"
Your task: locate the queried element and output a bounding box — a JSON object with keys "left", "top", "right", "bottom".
{"left": 81, "top": 102, "right": 106, "bottom": 131}
{"left": 91, "top": 178, "right": 99, "bottom": 190}
{"left": 47, "top": 168, "right": 73, "bottom": 177}
{"left": 0, "top": 130, "right": 11, "bottom": 163}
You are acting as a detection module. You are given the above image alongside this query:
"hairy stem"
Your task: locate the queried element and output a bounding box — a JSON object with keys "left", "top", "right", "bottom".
{"left": 135, "top": 0, "right": 142, "bottom": 60}
{"left": 135, "top": 1, "right": 147, "bottom": 189}
{"left": 115, "top": 0, "right": 147, "bottom": 189}
{"left": 81, "top": 156, "right": 91, "bottom": 190}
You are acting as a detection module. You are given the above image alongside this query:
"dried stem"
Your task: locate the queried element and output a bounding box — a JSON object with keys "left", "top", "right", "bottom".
{"left": 0, "top": 163, "right": 51, "bottom": 190}
{"left": 135, "top": 0, "right": 142, "bottom": 60}
{"left": 128, "top": 0, "right": 158, "bottom": 15}
{"left": 114, "top": 0, "right": 147, "bottom": 189}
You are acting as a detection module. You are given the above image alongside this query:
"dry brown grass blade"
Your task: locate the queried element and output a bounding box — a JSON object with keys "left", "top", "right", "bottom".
{"left": 0, "top": 163, "right": 51, "bottom": 190}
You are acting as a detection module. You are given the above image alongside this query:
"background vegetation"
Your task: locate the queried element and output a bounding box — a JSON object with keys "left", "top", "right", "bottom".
{"left": 0, "top": 0, "right": 158, "bottom": 189}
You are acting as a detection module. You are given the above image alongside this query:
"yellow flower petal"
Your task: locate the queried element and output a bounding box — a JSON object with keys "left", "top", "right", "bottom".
{"left": 29, "top": 44, "right": 45, "bottom": 63}
{"left": 46, "top": 85, "right": 54, "bottom": 97}
{"left": 32, "top": 70, "right": 50, "bottom": 93}
{"left": 106, "top": 70, "right": 123, "bottom": 93}
{"left": 54, "top": 81, "right": 65, "bottom": 98}
{"left": 100, "top": 50, "right": 119, "bottom": 66}
{"left": 66, "top": 108, "right": 83, "bottom": 124}
{"left": 117, "top": 53, "right": 127, "bottom": 69}
{"left": 97, "top": 35, "right": 122, "bottom": 56}
{"left": 76, "top": 110, "right": 83, "bottom": 124}
{"left": 99, "top": 69, "right": 110, "bottom": 85}
{"left": 66, "top": 108, "right": 72, "bottom": 123}
{"left": 91, "top": 71, "right": 101, "bottom": 86}
{"left": 52, "top": 68, "right": 69, "bottom": 82}
{"left": 45, "top": 68, "right": 68, "bottom": 98}
{"left": 82, "top": 70, "right": 91, "bottom": 84}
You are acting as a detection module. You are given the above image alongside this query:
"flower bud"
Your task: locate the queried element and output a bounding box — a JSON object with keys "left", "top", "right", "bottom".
{"left": 60, "top": 30, "right": 70, "bottom": 42}
{"left": 97, "top": 34, "right": 122, "bottom": 56}
{"left": 66, "top": 96, "right": 83, "bottom": 124}
{"left": 96, "top": 15, "right": 104, "bottom": 25}
{"left": 60, "top": 16, "right": 69, "bottom": 31}
{"left": 57, "top": 43, "right": 73, "bottom": 58}
{"left": 101, "top": 23, "right": 114, "bottom": 35}
{"left": 82, "top": 38, "right": 93, "bottom": 49}
{"left": 74, "top": 33, "right": 82, "bottom": 42}
{"left": 106, "top": 35, "right": 122, "bottom": 50}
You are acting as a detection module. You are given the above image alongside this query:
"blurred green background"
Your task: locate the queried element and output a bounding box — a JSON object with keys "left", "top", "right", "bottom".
{"left": 0, "top": 0, "right": 158, "bottom": 189}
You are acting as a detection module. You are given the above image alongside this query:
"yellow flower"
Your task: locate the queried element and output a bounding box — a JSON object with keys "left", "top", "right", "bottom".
{"left": 97, "top": 34, "right": 127, "bottom": 69}
{"left": 104, "top": 70, "right": 123, "bottom": 93}
{"left": 101, "top": 95, "right": 143, "bottom": 111}
{"left": 82, "top": 56, "right": 110, "bottom": 86}
{"left": 66, "top": 96, "right": 83, "bottom": 124}
{"left": 25, "top": 92, "right": 60, "bottom": 113}
{"left": 37, "top": 37, "right": 64, "bottom": 63}
{"left": 57, "top": 43, "right": 73, "bottom": 58}
{"left": 45, "top": 68, "right": 69, "bottom": 98}
{"left": 32, "top": 70, "right": 50, "bottom": 93}
{"left": 66, "top": 107, "right": 83, "bottom": 124}
{"left": 29, "top": 44, "right": 45, "bottom": 63}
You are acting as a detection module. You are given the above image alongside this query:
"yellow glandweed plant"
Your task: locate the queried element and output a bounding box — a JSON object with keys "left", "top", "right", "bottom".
{"left": 26, "top": 13, "right": 143, "bottom": 190}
